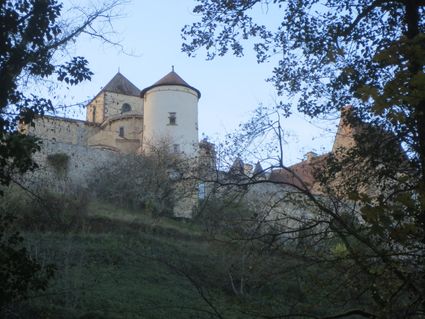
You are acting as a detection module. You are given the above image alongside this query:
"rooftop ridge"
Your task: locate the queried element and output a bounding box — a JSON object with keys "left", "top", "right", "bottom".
{"left": 101, "top": 72, "right": 140, "bottom": 97}
{"left": 140, "top": 70, "right": 201, "bottom": 98}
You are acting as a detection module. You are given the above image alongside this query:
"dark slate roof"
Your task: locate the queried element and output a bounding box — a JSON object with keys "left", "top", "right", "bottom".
{"left": 101, "top": 72, "right": 140, "bottom": 97}
{"left": 140, "top": 70, "right": 201, "bottom": 98}
{"left": 229, "top": 157, "right": 244, "bottom": 175}
{"left": 253, "top": 161, "right": 265, "bottom": 177}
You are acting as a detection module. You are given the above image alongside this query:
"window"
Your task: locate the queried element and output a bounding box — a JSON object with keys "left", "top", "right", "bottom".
{"left": 119, "top": 127, "right": 124, "bottom": 137}
{"left": 198, "top": 183, "right": 206, "bottom": 200}
{"left": 121, "top": 103, "right": 131, "bottom": 113}
{"left": 92, "top": 107, "right": 96, "bottom": 122}
{"left": 173, "top": 144, "right": 180, "bottom": 153}
{"left": 168, "top": 112, "right": 177, "bottom": 125}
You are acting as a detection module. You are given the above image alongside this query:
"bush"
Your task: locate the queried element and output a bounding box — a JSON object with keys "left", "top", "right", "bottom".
{"left": 46, "top": 153, "right": 69, "bottom": 177}
{"left": 195, "top": 198, "right": 254, "bottom": 236}
{"left": 28, "top": 190, "right": 88, "bottom": 232}
{"left": 0, "top": 211, "right": 55, "bottom": 314}
{"left": 1, "top": 185, "right": 89, "bottom": 232}
{"left": 89, "top": 152, "right": 188, "bottom": 217}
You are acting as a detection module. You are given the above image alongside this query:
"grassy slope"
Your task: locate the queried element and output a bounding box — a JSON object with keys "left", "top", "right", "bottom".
{"left": 3, "top": 187, "right": 367, "bottom": 319}
{"left": 22, "top": 201, "right": 240, "bottom": 319}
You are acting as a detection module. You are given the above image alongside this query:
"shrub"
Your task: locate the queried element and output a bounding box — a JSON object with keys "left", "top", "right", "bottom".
{"left": 195, "top": 198, "right": 254, "bottom": 236}
{"left": 89, "top": 151, "right": 191, "bottom": 217}
{"left": 0, "top": 211, "right": 55, "bottom": 314}
{"left": 28, "top": 189, "right": 89, "bottom": 232}
{"left": 1, "top": 185, "right": 89, "bottom": 232}
{"left": 46, "top": 153, "right": 69, "bottom": 177}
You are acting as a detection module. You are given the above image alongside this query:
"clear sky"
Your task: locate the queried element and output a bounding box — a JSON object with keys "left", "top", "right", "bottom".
{"left": 63, "top": 0, "right": 339, "bottom": 165}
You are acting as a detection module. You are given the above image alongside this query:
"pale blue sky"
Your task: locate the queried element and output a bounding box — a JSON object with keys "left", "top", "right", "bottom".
{"left": 63, "top": 0, "right": 338, "bottom": 165}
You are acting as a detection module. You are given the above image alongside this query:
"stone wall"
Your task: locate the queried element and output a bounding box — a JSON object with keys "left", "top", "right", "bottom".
{"left": 26, "top": 139, "right": 118, "bottom": 192}
{"left": 86, "top": 92, "right": 144, "bottom": 123}
{"left": 86, "top": 94, "right": 105, "bottom": 123}
{"left": 88, "top": 115, "right": 143, "bottom": 153}
{"left": 104, "top": 92, "right": 143, "bottom": 117}
{"left": 28, "top": 116, "right": 100, "bottom": 146}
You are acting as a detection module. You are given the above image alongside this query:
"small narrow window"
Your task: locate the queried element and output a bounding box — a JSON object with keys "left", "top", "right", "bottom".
{"left": 173, "top": 144, "right": 180, "bottom": 153}
{"left": 92, "top": 107, "right": 96, "bottom": 122}
{"left": 168, "top": 112, "right": 177, "bottom": 125}
{"left": 119, "top": 127, "right": 124, "bottom": 137}
{"left": 198, "top": 183, "right": 206, "bottom": 200}
{"left": 121, "top": 103, "right": 131, "bottom": 113}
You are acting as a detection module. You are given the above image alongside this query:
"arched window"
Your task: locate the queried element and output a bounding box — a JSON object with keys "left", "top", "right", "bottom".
{"left": 121, "top": 103, "right": 131, "bottom": 113}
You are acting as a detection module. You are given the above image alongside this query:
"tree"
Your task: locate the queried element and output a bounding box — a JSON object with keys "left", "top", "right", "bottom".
{"left": 182, "top": 0, "right": 424, "bottom": 174}
{"left": 0, "top": 0, "right": 125, "bottom": 187}
{"left": 91, "top": 142, "right": 197, "bottom": 217}
{"left": 0, "top": 0, "right": 125, "bottom": 311}
{"left": 182, "top": 1, "right": 425, "bottom": 318}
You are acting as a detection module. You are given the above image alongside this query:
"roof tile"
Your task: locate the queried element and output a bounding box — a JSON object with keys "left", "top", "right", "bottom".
{"left": 140, "top": 70, "right": 201, "bottom": 98}
{"left": 102, "top": 72, "right": 140, "bottom": 96}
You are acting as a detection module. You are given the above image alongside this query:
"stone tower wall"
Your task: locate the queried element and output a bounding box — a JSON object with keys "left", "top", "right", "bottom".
{"left": 87, "top": 115, "right": 143, "bottom": 153}
{"left": 86, "top": 92, "right": 144, "bottom": 123}
{"left": 86, "top": 94, "right": 105, "bottom": 123}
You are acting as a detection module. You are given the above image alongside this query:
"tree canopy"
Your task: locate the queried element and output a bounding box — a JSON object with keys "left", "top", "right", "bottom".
{"left": 182, "top": 0, "right": 425, "bottom": 163}
{"left": 182, "top": 1, "right": 425, "bottom": 318}
{"left": 0, "top": 0, "right": 125, "bottom": 312}
{"left": 0, "top": 0, "right": 124, "bottom": 187}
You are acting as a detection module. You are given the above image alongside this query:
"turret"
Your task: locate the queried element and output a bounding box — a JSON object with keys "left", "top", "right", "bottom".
{"left": 86, "top": 72, "right": 142, "bottom": 123}
{"left": 141, "top": 68, "right": 200, "bottom": 157}
{"left": 86, "top": 72, "right": 144, "bottom": 153}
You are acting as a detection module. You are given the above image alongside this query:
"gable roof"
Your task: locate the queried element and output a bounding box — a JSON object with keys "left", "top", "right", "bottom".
{"left": 269, "top": 154, "right": 329, "bottom": 192}
{"left": 140, "top": 70, "right": 201, "bottom": 98}
{"left": 101, "top": 72, "right": 140, "bottom": 97}
{"left": 253, "top": 161, "right": 265, "bottom": 177}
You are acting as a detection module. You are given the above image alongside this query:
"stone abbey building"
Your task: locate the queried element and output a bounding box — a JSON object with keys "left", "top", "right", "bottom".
{"left": 23, "top": 69, "right": 206, "bottom": 217}
{"left": 23, "top": 68, "right": 364, "bottom": 217}
{"left": 28, "top": 69, "right": 201, "bottom": 157}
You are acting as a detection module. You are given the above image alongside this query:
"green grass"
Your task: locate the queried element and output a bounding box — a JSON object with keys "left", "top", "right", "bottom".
{"left": 87, "top": 201, "right": 204, "bottom": 237}
{"left": 3, "top": 189, "right": 377, "bottom": 319}
{"left": 20, "top": 201, "right": 242, "bottom": 319}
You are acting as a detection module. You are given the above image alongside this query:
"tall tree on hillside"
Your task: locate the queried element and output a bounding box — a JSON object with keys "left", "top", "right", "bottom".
{"left": 182, "top": 0, "right": 424, "bottom": 171}
{"left": 0, "top": 0, "right": 125, "bottom": 186}
{"left": 0, "top": 0, "right": 125, "bottom": 312}
{"left": 182, "top": 1, "right": 425, "bottom": 318}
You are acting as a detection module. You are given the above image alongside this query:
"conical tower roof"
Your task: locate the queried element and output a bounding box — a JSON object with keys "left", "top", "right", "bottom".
{"left": 229, "top": 157, "right": 244, "bottom": 175}
{"left": 140, "top": 68, "right": 201, "bottom": 98}
{"left": 253, "top": 161, "right": 265, "bottom": 177}
{"left": 101, "top": 72, "right": 140, "bottom": 97}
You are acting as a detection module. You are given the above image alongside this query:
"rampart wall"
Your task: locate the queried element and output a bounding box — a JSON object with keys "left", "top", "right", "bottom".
{"left": 29, "top": 116, "right": 100, "bottom": 146}
{"left": 26, "top": 139, "right": 118, "bottom": 192}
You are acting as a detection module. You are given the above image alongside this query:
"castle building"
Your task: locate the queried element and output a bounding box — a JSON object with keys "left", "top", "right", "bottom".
{"left": 22, "top": 69, "right": 204, "bottom": 217}
{"left": 28, "top": 68, "right": 201, "bottom": 157}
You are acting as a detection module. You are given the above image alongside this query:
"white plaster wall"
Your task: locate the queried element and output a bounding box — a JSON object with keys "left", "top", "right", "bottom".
{"left": 143, "top": 86, "right": 198, "bottom": 157}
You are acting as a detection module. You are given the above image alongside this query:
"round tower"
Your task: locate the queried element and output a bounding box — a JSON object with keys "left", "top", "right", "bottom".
{"left": 140, "top": 68, "right": 201, "bottom": 157}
